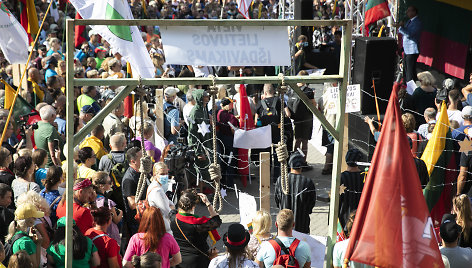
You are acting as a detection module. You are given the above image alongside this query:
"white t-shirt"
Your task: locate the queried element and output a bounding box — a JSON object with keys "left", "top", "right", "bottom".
{"left": 437, "top": 109, "right": 464, "bottom": 127}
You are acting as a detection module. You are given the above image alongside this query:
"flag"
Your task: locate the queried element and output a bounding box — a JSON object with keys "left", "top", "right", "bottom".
{"left": 238, "top": 83, "right": 254, "bottom": 187}
{"left": 421, "top": 101, "right": 456, "bottom": 226}
{"left": 0, "top": 79, "right": 36, "bottom": 123}
{"left": 141, "top": 0, "right": 148, "bottom": 18}
{"left": 19, "top": 0, "right": 39, "bottom": 41}
{"left": 123, "top": 62, "right": 134, "bottom": 119}
{"left": 364, "top": 0, "right": 390, "bottom": 31}
{"left": 0, "top": 1, "right": 29, "bottom": 64}
{"left": 69, "top": 0, "right": 154, "bottom": 78}
{"left": 74, "top": 12, "right": 86, "bottom": 48}
{"left": 237, "top": 0, "right": 252, "bottom": 19}
{"left": 50, "top": 0, "right": 59, "bottom": 22}
{"left": 343, "top": 82, "right": 444, "bottom": 268}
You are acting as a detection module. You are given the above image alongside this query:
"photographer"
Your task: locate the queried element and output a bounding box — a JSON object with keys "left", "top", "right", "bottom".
{"left": 0, "top": 119, "right": 33, "bottom": 156}
{"left": 293, "top": 35, "right": 317, "bottom": 74}
{"left": 34, "top": 105, "right": 63, "bottom": 167}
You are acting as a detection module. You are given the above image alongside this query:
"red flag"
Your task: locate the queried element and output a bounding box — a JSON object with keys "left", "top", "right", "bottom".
{"left": 343, "top": 82, "right": 444, "bottom": 268}
{"left": 74, "top": 12, "right": 86, "bottom": 48}
{"left": 238, "top": 83, "right": 254, "bottom": 187}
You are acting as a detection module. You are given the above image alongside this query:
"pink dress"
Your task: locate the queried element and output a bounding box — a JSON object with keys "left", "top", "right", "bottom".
{"left": 123, "top": 232, "right": 180, "bottom": 268}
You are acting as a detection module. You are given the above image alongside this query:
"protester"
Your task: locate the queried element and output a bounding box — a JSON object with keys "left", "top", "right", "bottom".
{"left": 0, "top": 148, "right": 14, "bottom": 186}
{"left": 171, "top": 189, "right": 221, "bottom": 268}
{"left": 77, "top": 147, "right": 98, "bottom": 178}
{"left": 47, "top": 217, "right": 100, "bottom": 267}
{"left": 148, "top": 162, "right": 174, "bottom": 234}
{"left": 7, "top": 250, "right": 33, "bottom": 268}
{"left": 131, "top": 252, "right": 161, "bottom": 268}
{"left": 247, "top": 210, "right": 274, "bottom": 259}
{"left": 209, "top": 223, "right": 258, "bottom": 268}
{"left": 255, "top": 209, "right": 311, "bottom": 268}
{"left": 396, "top": 6, "right": 422, "bottom": 82}
{"left": 79, "top": 125, "right": 108, "bottom": 162}
{"left": 123, "top": 206, "right": 181, "bottom": 268}
{"left": 12, "top": 156, "right": 40, "bottom": 205}
{"left": 34, "top": 105, "right": 63, "bottom": 166}
{"left": 85, "top": 207, "right": 122, "bottom": 268}
{"left": 56, "top": 178, "right": 95, "bottom": 234}
{"left": 91, "top": 171, "right": 122, "bottom": 246}
{"left": 452, "top": 195, "right": 472, "bottom": 248}
{"left": 411, "top": 71, "right": 437, "bottom": 126}
{"left": 439, "top": 214, "right": 472, "bottom": 267}
{"left": 275, "top": 152, "right": 316, "bottom": 234}
{"left": 39, "top": 166, "right": 62, "bottom": 226}
{"left": 0, "top": 184, "right": 14, "bottom": 244}
{"left": 6, "top": 203, "right": 43, "bottom": 268}
{"left": 32, "top": 149, "right": 48, "bottom": 189}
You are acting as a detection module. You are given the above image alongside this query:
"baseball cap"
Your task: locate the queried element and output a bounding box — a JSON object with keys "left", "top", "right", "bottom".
{"left": 81, "top": 104, "right": 98, "bottom": 115}
{"left": 440, "top": 214, "right": 461, "bottom": 243}
{"left": 15, "top": 203, "right": 44, "bottom": 220}
{"left": 462, "top": 106, "right": 472, "bottom": 119}
{"left": 164, "top": 87, "right": 179, "bottom": 97}
{"left": 94, "top": 46, "right": 107, "bottom": 54}
{"left": 56, "top": 217, "right": 76, "bottom": 229}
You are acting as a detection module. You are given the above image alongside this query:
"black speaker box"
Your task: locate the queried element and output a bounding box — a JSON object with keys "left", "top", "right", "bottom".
{"left": 348, "top": 113, "right": 384, "bottom": 161}
{"left": 352, "top": 37, "right": 397, "bottom": 115}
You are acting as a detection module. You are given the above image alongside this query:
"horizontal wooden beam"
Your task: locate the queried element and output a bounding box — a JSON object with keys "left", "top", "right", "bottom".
{"left": 73, "top": 75, "right": 343, "bottom": 86}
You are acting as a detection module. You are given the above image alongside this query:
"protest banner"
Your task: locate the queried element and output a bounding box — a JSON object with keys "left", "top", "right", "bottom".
{"left": 234, "top": 125, "right": 272, "bottom": 149}
{"left": 239, "top": 192, "right": 257, "bottom": 228}
{"left": 160, "top": 26, "right": 290, "bottom": 66}
{"left": 325, "top": 84, "right": 361, "bottom": 115}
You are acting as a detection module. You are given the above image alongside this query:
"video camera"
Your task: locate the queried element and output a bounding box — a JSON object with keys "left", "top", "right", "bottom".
{"left": 18, "top": 112, "right": 39, "bottom": 140}
{"left": 164, "top": 143, "right": 195, "bottom": 177}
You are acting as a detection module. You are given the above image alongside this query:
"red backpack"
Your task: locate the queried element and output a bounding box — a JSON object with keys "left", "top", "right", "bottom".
{"left": 269, "top": 238, "right": 300, "bottom": 268}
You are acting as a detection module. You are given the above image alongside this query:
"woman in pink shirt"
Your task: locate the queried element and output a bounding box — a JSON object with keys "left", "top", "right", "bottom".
{"left": 123, "top": 207, "right": 182, "bottom": 268}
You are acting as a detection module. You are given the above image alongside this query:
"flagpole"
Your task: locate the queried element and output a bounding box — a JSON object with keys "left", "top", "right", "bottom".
{"left": 0, "top": 0, "right": 54, "bottom": 146}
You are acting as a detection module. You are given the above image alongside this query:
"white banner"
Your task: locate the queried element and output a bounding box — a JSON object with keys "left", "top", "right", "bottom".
{"left": 160, "top": 26, "right": 290, "bottom": 66}
{"left": 0, "top": 1, "right": 29, "bottom": 64}
{"left": 233, "top": 125, "right": 272, "bottom": 149}
{"left": 325, "top": 84, "right": 361, "bottom": 115}
{"left": 239, "top": 192, "right": 257, "bottom": 228}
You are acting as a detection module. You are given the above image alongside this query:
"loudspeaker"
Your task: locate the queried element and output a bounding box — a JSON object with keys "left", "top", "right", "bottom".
{"left": 348, "top": 113, "right": 384, "bottom": 161}
{"left": 352, "top": 37, "right": 396, "bottom": 115}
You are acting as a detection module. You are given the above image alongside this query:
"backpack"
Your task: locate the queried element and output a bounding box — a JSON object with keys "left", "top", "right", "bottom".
{"left": 164, "top": 103, "right": 177, "bottom": 139}
{"left": 3, "top": 232, "right": 28, "bottom": 265}
{"left": 269, "top": 238, "right": 300, "bottom": 268}
{"left": 108, "top": 154, "right": 128, "bottom": 189}
{"left": 259, "top": 98, "right": 279, "bottom": 126}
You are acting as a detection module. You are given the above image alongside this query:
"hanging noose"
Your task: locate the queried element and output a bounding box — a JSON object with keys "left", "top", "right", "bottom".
{"left": 207, "top": 75, "right": 223, "bottom": 212}
{"left": 276, "top": 73, "right": 289, "bottom": 195}
{"left": 135, "top": 80, "right": 153, "bottom": 202}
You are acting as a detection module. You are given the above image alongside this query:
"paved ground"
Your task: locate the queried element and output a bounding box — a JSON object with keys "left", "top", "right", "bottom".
{"left": 194, "top": 142, "right": 332, "bottom": 253}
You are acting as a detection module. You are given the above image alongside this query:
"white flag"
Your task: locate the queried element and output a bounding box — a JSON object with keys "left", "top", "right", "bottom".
{"left": 0, "top": 1, "right": 29, "bottom": 64}
{"left": 237, "top": 0, "right": 253, "bottom": 19}
{"left": 233, "top": 125, "right": 272, "bottom": 149}
{"left": 69, "top": 0, "right": 154, "bottom": 78}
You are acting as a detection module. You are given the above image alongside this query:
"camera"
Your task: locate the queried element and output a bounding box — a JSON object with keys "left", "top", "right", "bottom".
{"left": 18, "top": 112, "right": 39, "bottom": 141}
{"left": 164, "top": 144, "right": 195, "bottom": 177}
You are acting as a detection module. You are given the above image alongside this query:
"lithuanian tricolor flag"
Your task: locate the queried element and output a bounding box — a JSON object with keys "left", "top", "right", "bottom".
{"left": 421, "top": 101, "right": 457, "bottom": 225}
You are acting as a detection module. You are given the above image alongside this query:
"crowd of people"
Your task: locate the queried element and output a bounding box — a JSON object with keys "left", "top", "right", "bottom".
{"left": 1, "top": 0, "right": 472, "bottom": 268}
{"left": 0, "top": 0, "right": 348, "bottom": 267}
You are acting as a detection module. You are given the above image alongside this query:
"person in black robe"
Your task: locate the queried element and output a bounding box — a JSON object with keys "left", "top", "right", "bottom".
{"left": 338, "top": 149, "right": 365, "bottom": 230}
{"left": 275, "top": 152, "right": 316, "bottom": 234}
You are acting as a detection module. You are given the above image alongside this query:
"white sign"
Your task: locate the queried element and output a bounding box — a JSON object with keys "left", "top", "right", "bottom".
{"left": 234, "top": 125, "right": 272, "bottom": 149}
{"left": 292, "top": 231, "right": 327, "bottom": 268}
{"left": 239, "top": 192, "right": 257, "bottom": 228}
{"left": 160, "top": 26, "right": 290, "bottom": 66}
{"left": 406, "top": 80, "right": 416, "bottom": 95}
{"left": 325, "top": 84, "right": 361, "bottom": 115}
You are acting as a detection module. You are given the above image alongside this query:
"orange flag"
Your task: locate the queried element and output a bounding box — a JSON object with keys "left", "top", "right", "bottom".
{"left": 343, "top": 81, "right": 444, "bottom": 268}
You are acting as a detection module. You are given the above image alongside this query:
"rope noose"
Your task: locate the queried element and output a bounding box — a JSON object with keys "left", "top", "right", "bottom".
{"left": 135, "top": 81, "right": 153, "bottom": 203}
{"left": 207, "top": 75, "right": 223, "bottom": 212}
{"left": 276, "top": 73, "right": 289, "bottom": 195}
